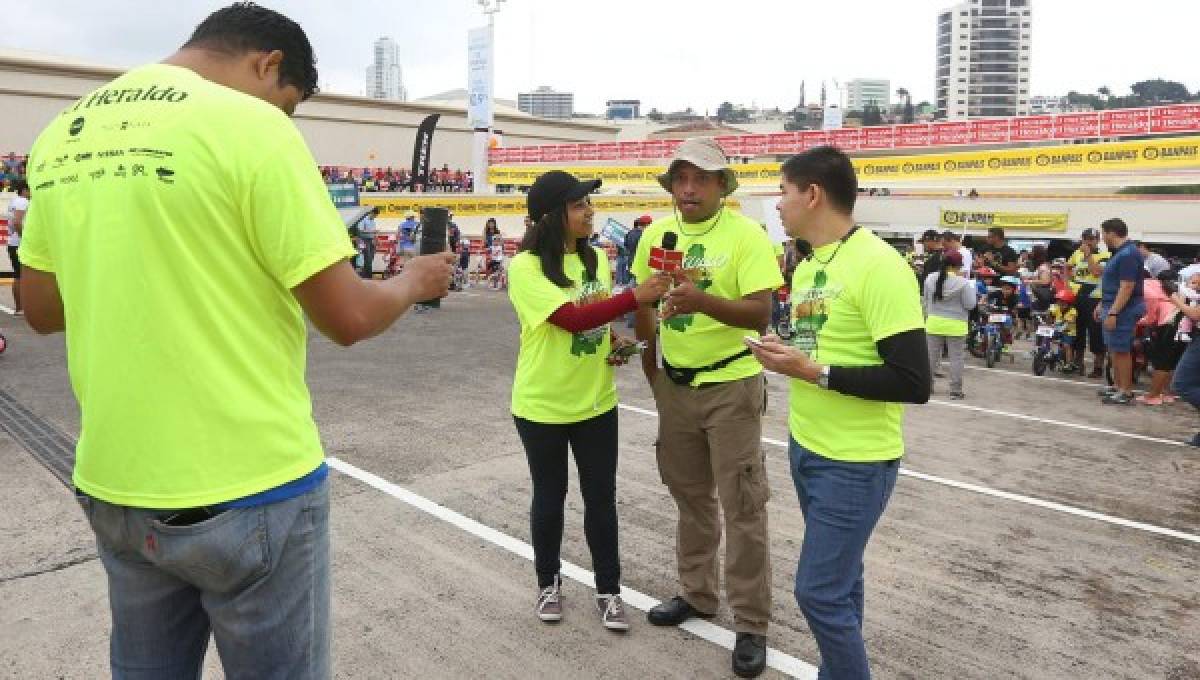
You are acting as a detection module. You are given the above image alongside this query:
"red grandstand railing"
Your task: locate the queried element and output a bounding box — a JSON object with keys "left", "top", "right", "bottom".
{"left": 487, "top": 104, "right": 1200, "bottom": 164}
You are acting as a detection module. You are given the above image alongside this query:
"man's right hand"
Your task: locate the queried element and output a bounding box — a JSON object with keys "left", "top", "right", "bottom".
{"left": 396, "top": 252, "right": 456, "bottom": 303}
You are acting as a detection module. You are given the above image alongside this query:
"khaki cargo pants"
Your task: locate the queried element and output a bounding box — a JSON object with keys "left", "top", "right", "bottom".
{"left": 650, "top": 370, "right": 771, "bottom": 635}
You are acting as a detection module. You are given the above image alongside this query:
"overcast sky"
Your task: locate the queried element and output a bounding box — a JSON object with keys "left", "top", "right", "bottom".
{"left": 5, "top": 0, "right": 1199, "bottom": 115}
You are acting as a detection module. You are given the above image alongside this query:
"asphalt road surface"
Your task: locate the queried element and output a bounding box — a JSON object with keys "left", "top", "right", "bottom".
{"left": 1, "top": 286, "right": 1197, "bottom": 679}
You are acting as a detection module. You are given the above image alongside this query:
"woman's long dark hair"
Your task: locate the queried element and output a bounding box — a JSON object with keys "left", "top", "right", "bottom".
{"left": 518, "top": 207, "right": 597, "bottom": 288}
{"left": 933, "top": 257, "right": 958, "bottom": 302}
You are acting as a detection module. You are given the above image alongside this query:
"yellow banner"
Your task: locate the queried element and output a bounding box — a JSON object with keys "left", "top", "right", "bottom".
{"left": 488, "top": 136, "right": 1200, "bottom": 186}
{"left": 939, "top": 209, "right": 1069, "bottom": 232}
{"left": 361, "top": 194, "right": 738, "bottom": 218}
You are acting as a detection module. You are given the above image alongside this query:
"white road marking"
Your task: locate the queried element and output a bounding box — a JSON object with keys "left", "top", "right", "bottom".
{"left": 328, "top": 457, "right": 818, "bottom": 680}
{"left": 759, "top": 370, "right": 1189, "bottom": 448}
{"left": 923, "top": 400, "right": 1189, "bottom": 448}
{"left": 962, "top": 364, "right": 1098, "bottom": 387}
{"left": 616, "top": 404, "right": 1200, "bottom": 546}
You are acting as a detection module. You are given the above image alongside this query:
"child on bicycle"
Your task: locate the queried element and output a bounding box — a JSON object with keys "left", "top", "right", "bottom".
{"left": 488, "top": 237, "right": 506, "bottom": 289}
{"left": 1051, "top": 290, "right": 1078, "bottom": 370}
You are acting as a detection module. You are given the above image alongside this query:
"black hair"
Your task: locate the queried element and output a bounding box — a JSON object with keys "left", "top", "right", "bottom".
{"left": 933, "top": 255, "right": 957, "bottom": 302}
{"left": 183, "top": 2, "right": 319, "bottom": 100}
{"left": 1100, "top": 218, "right": 1128, "bottom": 238}
{"left": 780, "top": 146, "right": 857, "bottom": 215}
{"left": 1030, "top": 244, "right": 1048, "bottom": 268}
{"left": 11, "top": 179, "right": 29, "bottom": 195}
{"left": 941, "top": 230, "right": 960, "bottom": 242}
{"left": 518, "top": 207, "right": 597, "bottom": 288}
{"left": 987, "top": 227, "right": 1005, "bottom": 240}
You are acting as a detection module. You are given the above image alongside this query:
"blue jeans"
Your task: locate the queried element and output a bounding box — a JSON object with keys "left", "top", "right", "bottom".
{"left": 1172, "top": 338, "right": 1200, "bottom": 411}
{"left": 78, "top": 478, "right": 331, "bottom": 679}
{"left": 789, "top": 439, "right": 899, "bottom": 680}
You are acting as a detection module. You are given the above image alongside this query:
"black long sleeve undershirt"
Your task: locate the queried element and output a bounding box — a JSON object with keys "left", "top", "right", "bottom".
{"left": 827, "top": 328, "right": 932, "bottom": 404}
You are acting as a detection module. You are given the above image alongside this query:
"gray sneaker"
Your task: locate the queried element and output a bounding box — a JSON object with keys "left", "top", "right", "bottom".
{"left": 595, "top": 594, "right": 630, "bottom": 632}
{"left": 536, "top": 576, "right": 562, "bottom": 622}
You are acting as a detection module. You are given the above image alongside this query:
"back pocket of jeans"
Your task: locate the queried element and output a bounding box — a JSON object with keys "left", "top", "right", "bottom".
{"left": 149, "top": 508, "right": 270, "bottom": 594}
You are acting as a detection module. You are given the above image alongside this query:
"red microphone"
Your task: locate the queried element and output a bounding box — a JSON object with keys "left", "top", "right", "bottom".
{"left": 649, "top": 232, "right": 683, "bottom": 272}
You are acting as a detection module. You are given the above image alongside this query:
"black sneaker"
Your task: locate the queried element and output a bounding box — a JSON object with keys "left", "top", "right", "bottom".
{"left": 646, "top": 596, "right": 712, "bottom": 626}
{"left": 733, "top": 633, "right": 767, "bottom": 678}
{"left": 1103, "top": 392, "right": 1133, "bottom": 405}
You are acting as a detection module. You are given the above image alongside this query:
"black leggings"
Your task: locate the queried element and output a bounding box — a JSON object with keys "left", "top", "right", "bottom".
{"left": 513, "top": 408, "right": 621, "bottom": 594}
{"left": 1074, "top": 290, "right": 1106, "bottom": 356}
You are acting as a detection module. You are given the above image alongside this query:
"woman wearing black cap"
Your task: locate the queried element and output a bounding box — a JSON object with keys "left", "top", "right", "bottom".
{"left": 507, "top": 170, "right": 670, "bottom": 631}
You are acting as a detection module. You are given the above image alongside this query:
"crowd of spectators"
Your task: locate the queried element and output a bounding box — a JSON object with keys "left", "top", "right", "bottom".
{"left": 1, "top": 153, "right": 27, "bottom": 191}
{"left": 321, "top": 164, "right": 473, "bottom": 193}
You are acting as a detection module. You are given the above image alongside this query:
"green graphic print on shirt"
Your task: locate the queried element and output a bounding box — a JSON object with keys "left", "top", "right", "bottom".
{"left": 791, "top": 270, "right": 844, "bottom": 359}
{"left": 570, "top": 279, "right": 609, "bottom": 356}
{"left": 663, "top": 243, "right": 716, "bottom": 333}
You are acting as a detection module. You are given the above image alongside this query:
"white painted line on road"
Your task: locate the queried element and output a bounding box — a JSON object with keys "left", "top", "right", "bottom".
{"left": 897, "top": 468, "right": 1200, "bottom": 545}
{"left": 963, "top": 364, "right": 1097, "bottom": 387}
{"left": 327, "top": 457, "right": 818, "bottom": 680}
{"left": 923, "top": 400, "right": 1189, "bottom": 448}
{"left": 761, "top": 370, "right": 1188, "bottom": 449}
{"left": 617, "top": 403, "right": 1200, "bottom": 546}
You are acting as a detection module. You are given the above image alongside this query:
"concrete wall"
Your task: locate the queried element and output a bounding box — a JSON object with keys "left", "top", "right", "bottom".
{"left": 0, "top": 50, "right": 618, "bottom": 169}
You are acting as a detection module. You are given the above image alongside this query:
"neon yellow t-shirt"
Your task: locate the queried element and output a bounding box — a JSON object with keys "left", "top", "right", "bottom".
{"left": 773, "top": 242, "right": 786, "bottom": 258}
{"left": 18, "top": 64, "right": 356, "bottom": 508}
{"left": 926, "top": 316, "right": 968, "bottom": 336}
{"left": 788, "top": 228, "right": 925, "bottom": 462}
{"left": 631, "top": 209, "right": 784, "bottom": 386}
{"left": 1068, "top": 248, "right": 1110, "bottom": 299}
{"left": 509, "top": 248, "right": 617, "bottom": 423}
{"left": 1051, "top": 306, "right": 1078, "bottom": 328}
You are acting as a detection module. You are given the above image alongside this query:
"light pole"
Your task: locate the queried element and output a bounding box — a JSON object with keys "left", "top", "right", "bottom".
{"left": 471, "top": 0, "right": 505, "bottom": 194}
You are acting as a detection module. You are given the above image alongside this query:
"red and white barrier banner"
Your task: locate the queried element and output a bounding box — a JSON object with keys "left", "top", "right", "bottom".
{"left": 488, "top": 104, "right": 1200, "bottom": 164}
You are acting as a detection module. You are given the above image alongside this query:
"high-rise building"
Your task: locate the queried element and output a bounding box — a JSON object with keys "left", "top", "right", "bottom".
{"left": 518, "top": 86, "right": 574, "bottom": 119}
{"left": 936, "top": 0, "right": 1032, "bottom": 119}
{"left": 845, "top": 79, "right": 891, "bottom": 112}
{"left": 605, "top": 99, "right": 641, "bottom": 120}
{"left": 365, "top": 37, "right": 407, "bottom": 102}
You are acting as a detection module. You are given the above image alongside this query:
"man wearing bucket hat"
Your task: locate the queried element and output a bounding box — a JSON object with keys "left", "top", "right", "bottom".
{"left": 631, "top": 137, "right": 782, "bottom": 678}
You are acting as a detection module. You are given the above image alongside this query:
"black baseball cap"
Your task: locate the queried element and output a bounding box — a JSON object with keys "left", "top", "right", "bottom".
{"left": 526, "top": 171, "right": 602, "bottom": 222}
{"left": 1081, "top": 228, "right": 1100, "bottom": 240}
{"left": 921, "top": 229, "right": 942, "bottom": 241}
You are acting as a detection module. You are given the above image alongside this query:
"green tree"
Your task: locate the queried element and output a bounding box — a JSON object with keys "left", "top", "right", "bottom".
{"left": 1130, "top": 79, "right": 1192, "bottom": 104}
{"left": 896, "top": 88, "right": 915, "bottom": 123}
{"left": 862, "top": 104, "right": 884, "bottom": 126}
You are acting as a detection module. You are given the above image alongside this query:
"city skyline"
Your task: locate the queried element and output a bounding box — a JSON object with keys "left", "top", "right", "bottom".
{"left": 2, "top": 0, "right": 1197, "bottom": 117}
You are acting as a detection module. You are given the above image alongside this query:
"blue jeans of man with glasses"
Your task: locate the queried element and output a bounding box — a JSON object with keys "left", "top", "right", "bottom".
{"left": 789, "top": 439, "right": 899, "bottom": 680}
{"left": 78, "top": 479, "right": 331, "bottom": 679}
{"left": 1172, "top": 338, "right": 1200, "bottom": 446}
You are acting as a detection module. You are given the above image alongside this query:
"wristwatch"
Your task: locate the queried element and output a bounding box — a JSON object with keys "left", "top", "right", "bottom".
{"left": 816, "top": 365, "right": 831, "bottom": 389}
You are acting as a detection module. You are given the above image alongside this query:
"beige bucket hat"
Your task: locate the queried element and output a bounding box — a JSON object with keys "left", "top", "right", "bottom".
{"left": 657, "top": 137, "right": 739, "bottom": 197}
